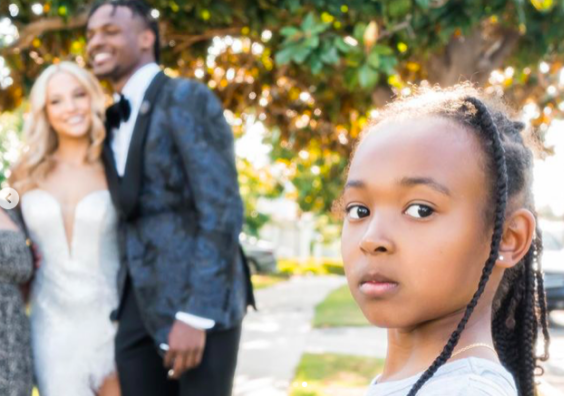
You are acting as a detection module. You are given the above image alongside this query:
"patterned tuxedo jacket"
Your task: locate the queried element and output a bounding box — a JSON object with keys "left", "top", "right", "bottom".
{"left": 103, "top": 72, "right": 254, "bottom": 345}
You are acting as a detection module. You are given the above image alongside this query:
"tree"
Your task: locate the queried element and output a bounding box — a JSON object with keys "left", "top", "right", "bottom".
{"left": 1, "top": 0, "right": 563, "bottom": 218}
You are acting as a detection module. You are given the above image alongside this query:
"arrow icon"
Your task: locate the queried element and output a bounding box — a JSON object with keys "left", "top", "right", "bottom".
{"left": 0, "top": 188, "right": 19, "bottom": 210}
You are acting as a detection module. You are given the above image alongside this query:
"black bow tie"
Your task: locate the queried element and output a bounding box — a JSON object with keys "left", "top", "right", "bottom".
{"left": 106, "top": 94, "right": 131, "bottom": 130}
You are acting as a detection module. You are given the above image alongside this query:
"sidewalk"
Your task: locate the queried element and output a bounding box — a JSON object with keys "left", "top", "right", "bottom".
{"left": 234, "top": 276, "right": 346, "bottom": 396}
{"left": 234, "top": 275, "right": 564, "bottom": 396}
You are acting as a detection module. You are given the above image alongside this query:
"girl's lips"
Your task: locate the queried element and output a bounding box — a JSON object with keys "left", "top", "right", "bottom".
{"left": 359, "top": 280, "right": 399, "bottom": 297}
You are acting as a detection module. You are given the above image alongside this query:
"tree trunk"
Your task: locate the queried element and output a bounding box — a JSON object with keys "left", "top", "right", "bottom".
{"left": 427, "top": 24, "right": 520, "bottom": 86}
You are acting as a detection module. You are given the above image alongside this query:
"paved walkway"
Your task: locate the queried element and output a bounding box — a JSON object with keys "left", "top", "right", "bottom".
{"left": 234, "top": 276, "right": 564, "bottom": 396}
{"left": 234, "top": 276, "right": 346, "bottom": 396}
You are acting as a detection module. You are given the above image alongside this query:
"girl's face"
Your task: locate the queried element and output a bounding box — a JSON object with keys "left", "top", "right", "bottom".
{"left": 341, "top": 117, "right": 494, "bottom": 329}
{"left": 45, "top": 72, "right": 92, "bottom": 139}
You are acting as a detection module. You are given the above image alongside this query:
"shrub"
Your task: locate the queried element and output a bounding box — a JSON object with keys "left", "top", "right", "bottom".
{"left": 278, "top": 257, "right": 344, "bottom": 276}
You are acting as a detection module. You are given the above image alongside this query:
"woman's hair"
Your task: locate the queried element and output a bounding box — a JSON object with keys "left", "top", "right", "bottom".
{"left": 9, "top": 61, "right": 106, "bottom": 194}
{"left": 355, "top": 83, "right": 549, "bottom": 396}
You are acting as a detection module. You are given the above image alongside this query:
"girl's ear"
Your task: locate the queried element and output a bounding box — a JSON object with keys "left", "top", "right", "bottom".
{"left": 496, "top": 208, "right": 536, "bottom": 269}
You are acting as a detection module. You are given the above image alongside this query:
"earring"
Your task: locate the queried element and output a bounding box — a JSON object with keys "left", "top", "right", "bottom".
{"left": 499, "top": 255, "right": 504, "bottom": 261}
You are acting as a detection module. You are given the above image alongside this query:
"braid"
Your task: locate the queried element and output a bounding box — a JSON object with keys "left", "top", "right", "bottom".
{"left": 534, "top": 232, "right": 551, "bottom": 362}
{"left": 493, "top": 227, "right": 551, "bottom": 395}
{"left": 359, "top": 84, "right": 550, "bottom": 396}
{"left": 407, "top": 97, "right": 509, "bottom": 395}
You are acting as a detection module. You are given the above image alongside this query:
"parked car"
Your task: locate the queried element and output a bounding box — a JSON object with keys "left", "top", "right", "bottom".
{"left": 240, "top": 234, "right": 278, "bottom": 274}
{"left": 542, "top": 230, "right": 564, "bottom": 312}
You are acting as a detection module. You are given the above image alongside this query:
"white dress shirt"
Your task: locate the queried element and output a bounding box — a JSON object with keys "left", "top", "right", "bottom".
{"left": 111, "top": 62, "right": 215, "bottom": 331}
{"left": 111, "top": 62, "right": 161, "bottom": 176}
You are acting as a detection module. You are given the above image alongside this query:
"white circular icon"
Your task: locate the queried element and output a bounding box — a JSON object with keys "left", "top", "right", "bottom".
{"left": 0, "top": 187, "right": 20, "bottom": 210}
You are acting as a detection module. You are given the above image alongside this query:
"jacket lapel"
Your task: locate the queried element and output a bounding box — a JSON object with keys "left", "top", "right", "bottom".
{"left": 119, "top": 71, "right": 170, "bottom": 220}
{"left": 102, "top": 137, "right": 122, "bottom": 216}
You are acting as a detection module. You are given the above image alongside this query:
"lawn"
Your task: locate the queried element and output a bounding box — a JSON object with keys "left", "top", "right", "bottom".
{"left": 290, "top": 353, "right": 384, "bottom": 396}
{"left": 251, "top": 273, "right": 290, "bottom": 290}
{"left": 313, "top": 285, "right": 370, "bottom": 328}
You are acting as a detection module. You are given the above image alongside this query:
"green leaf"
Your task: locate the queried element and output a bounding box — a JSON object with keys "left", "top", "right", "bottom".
{"left": 344, "top": 68, "right": 359, "bottom": 89}
{"left": 310, "top": 23, "right": 331, "bottom": 35}
{"left": 379, "top": 56, "right": 398, "bottom": 74}
{"left": 310, "top": 57, "right": 324, "bottom": 74}
{"left": 415, "top": 0, "right": 431, "bottom": 9}
{"left": 513, "top": 0, "right": 527, "bottom": 25}
{"left": 387, "top": 0, "right": 411, "bottom": 18}
{"left": 353, "top": 23, "right": 367, "bottom": 41}
{"left": 280, "top": 26, "right": 301, "bottom": 38}
{"left": 334, "top": 37, "right": 352, "bottom": 53}
{"left": 275, "top": 45, "right": 298, "bottom": 64}
{"left": 284, "top": 0, "right": 301, "bottom": 13}
{"left": 292, "top": 45, "right": 312, "bottom": 63}
{"left": 320, "top": 45, "right": 340, "bottom": 64}
{"left": 345, "top": 50, "right": 364, "bottom": 67}
{"left": 303, "top": 36, "right": 320, "bottom": 49}
{"left": 367, "top": 52, "right": 380, "bottom": 68}
{"left": 372, "top": 44, "right": 394, "bottom": 56}
{"left": 301, "top": 12, "right": 316, "bottom": 32}
{"left": 358, "top": 63, "right": 380, "bottom": 88}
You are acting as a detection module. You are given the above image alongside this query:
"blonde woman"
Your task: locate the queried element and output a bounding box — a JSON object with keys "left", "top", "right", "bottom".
{"left": 9, "top": 62, "right": 121, "bottom": 396}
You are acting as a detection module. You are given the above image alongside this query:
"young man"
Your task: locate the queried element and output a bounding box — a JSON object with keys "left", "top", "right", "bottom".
{"left": 86, "top": 2, "right": 254, "bottom": 395}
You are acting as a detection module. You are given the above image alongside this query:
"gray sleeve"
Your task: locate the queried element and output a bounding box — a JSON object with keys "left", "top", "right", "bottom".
{"left": 452, "top": 375, "right": 517, "bottom": 396}
{"left": 0, "top": 231, "right": 33, "bottom": 284}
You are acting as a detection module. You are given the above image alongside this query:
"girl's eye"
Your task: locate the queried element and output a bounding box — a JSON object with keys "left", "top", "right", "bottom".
{"left": 346, "top": 205, "right": 370, "bottom": 220}
{"left": 405, "top": 204, "right": 434, "bottom": 219}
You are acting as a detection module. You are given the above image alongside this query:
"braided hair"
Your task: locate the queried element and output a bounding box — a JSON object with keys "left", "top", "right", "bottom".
{"left": 88, "top": 0, "right": 160, "bottom": 63}
{"left": 361, "top": 84, "right": 550, "bottom": 396}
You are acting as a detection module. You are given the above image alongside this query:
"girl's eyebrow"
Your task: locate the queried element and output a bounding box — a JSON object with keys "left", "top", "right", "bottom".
{"left": 398, "top": 176, "right": 451, "bottom": 196}
{"left": 344, "top": 180, "right": 365, "bottom": 190}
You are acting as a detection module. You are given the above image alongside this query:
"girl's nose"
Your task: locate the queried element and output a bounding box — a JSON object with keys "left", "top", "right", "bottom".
{"left": 359, "top": 219, "right": 395, "bottom": 254}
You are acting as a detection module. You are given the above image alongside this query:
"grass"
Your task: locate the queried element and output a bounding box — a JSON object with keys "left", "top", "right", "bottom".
{"left": 289, "top": 353, "right": 384, "bottom": 396}
{"left": 251, "top": 273, "right": 290, "bottom": 289}
{"left": 313, "top": 285, "right": 370, "bottom": 328}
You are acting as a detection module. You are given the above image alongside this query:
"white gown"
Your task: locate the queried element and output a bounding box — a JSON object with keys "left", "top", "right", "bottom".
{"left": 21, "top": 189, "right": 120, "bottom": 396}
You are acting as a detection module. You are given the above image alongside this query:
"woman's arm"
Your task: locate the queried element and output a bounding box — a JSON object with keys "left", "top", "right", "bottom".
{"left": 0, "top": 209, "right": 19, "bottom": 231}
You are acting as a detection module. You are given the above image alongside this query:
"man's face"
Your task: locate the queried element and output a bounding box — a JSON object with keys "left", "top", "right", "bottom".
{"left": 86, "top": 5, "right": 151, "bottom": 81}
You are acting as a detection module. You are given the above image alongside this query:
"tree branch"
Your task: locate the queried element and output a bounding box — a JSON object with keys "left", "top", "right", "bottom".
{"left": 170, "top": 27, "right": 243, "bottom": 53}
{"left": 1, "top": 13, "right": 88, "bottom": 55}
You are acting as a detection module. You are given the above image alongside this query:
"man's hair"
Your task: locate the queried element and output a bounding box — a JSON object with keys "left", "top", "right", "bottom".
{"left": 88, "top": 0, "right": 160, "bottom": 63}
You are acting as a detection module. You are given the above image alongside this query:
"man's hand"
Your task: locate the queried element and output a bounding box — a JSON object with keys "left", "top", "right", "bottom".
{"left": 164, "top": 320, "right": 207, "bottom": 380}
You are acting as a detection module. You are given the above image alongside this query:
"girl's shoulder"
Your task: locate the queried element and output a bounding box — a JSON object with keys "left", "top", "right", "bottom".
{"left": 448, "top": 357, "right": 517, "bottom": 396}
{"left": 367, "top": 358, "right": 517, "bottom": 396}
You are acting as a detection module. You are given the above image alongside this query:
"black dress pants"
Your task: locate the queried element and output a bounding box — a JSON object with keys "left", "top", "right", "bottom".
{"left": 115, "top": 277, "right": 242, "bottom": 396}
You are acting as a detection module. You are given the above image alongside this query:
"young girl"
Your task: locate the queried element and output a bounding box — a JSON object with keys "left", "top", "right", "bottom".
{"left": 340, "top": 84, "right": 550, "bottom": 395}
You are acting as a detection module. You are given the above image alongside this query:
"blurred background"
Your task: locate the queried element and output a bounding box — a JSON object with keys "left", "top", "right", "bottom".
{"left": 1, "top": 1, "right": 563, "bottom": 395}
